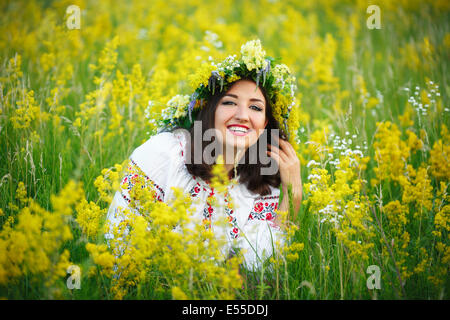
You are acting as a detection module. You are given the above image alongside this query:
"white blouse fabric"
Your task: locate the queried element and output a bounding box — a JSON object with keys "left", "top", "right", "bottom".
{"left": 106, "top": 130, "right": 285, "bottom": 270}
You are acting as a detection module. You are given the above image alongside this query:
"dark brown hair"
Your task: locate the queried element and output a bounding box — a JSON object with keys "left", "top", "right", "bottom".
{"left": 177, "top": 79, "right": 286, "bottom": 196}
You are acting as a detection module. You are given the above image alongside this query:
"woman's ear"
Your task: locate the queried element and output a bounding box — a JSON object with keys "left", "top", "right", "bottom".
{"left": 264, "top": 119, "right": 268, "bottom": 128}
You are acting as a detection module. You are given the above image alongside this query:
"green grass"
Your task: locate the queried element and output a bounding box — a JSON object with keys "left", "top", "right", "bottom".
{"left": 0, "top": 0, "right": 449, "bottom": 300}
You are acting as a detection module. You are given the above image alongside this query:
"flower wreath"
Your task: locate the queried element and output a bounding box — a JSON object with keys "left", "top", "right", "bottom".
{"left": 156, "top": 39, "right": 300, "bottom": 142}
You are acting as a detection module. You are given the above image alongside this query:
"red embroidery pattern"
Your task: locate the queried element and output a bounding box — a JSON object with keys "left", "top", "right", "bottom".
{"left": 188, "top": 176, "right": 240, "bottom": 238}
{"left": 224, "top": 191, "right": 239, "bottom": 239}
{"left": 203, "top": 187, "right": 215, "bottom": 230}
{"left": 120, "top": 158, "right": 165, "bottom": 203}
{"left": 248, "top": 195, "right": 279, "bottom": 221}
{"left": 189, "top": 180, "right": 204, "bottom": 198}
{"left": 176, "top": 133, "right": 278, "bottom": 237}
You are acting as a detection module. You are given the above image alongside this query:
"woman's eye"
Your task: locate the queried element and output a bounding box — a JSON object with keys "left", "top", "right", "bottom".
{"left": 222, "top": 101, "right": 262, "bottom": 111}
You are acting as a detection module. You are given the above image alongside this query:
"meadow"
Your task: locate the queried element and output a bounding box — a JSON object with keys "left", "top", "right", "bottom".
{"left": 0, "top": 0, "right": 449, "bottom": 299}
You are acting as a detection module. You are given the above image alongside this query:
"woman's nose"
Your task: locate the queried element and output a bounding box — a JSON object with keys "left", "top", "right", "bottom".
{"left": 233, "top": 104, "right": 249, "bottom": 121}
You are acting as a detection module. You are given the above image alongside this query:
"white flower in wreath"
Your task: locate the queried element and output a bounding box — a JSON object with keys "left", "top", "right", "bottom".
{"left": 272, "top": 64, "right": 292, "bottom": 89}
{"left": 167, "top": 94, "right": 190, "bottom": 119}
{"left": 240, "top": 39, "right": 268, "bottom": 72}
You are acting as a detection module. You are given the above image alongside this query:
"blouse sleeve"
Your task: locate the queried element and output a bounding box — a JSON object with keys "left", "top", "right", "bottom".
{"left": 105, "top": 132, "right": 183, "bottom": 239}
{"left": 126, "top": 131, "right": 184, "bottom": 199}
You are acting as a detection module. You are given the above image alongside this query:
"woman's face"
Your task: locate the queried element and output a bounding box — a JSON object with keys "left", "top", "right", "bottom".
{"left": 214, "top": 79, "right": 268, "bottom": 155}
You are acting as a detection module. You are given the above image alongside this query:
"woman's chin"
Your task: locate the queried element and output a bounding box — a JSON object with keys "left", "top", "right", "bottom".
{"left": 219, "top": 133, "right": 259, "bottom": 155}
{"left": 223, "top": 141, "right": 248, "bottom": 154}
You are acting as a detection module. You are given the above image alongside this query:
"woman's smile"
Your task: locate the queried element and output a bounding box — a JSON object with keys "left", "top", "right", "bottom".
{"left": 215, "top": 79, "right": 268, "bottom": 154}
{"left": 227, "top": 124, "right": 251, "bottom": 136}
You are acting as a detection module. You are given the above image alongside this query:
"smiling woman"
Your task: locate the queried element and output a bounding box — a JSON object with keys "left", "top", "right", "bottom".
{"left": 215, "top": 80, "right": 268, "bottom": 158}
{"left": 106, "top": 40, "right": 302, "bottom": 270}
{"left": 184, "top": 77, "right": 284, "bottom": 196}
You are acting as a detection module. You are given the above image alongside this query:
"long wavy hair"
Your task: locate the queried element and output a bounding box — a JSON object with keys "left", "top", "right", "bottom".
{"left": 173, "top": 79, "right": 286, "bottom": 196}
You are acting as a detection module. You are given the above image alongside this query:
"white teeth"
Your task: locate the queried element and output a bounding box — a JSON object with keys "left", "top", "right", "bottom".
{"left": 228, "top": 126, "right": 248, "bottom": 133}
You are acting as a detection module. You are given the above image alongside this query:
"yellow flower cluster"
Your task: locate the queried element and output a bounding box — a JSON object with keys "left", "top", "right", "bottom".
{"left": 88, "top": 163, "right": 243, "bottom": 299}
{"left": 402, "top": 166, "right": 433, "bottom": 215}
{"left": 86, "top": 243, "right": 115, "bottom": 274}
{"left": 76, "top": 82, "right": 113, "bottom": 127}
{"left": 171, "top": 286, "right": 189, "bottom": 300}
{"left": 227, "top": 74, "right": 241, "bottom": 83}
{"left": 372, "top": 117, "right": 448, "bottom": 290}
{"left": 0, "top": 181, "right": 82, "bottom": 295}
{"left": 94, "top": 162, "right": 126, "bottom": 204}
{"left": 383, "top": 201, "right": 408, "bottom": 233}
{"left": 272, "top": 64, "right": 297, "bottom": 97}
{"left": 168, "top": 94, "right": 191, "bottom": 119}
{"left": 283, "top": 240, "right": 305, "bottom": 262}
{"left": 90, "top": 36, "right": 120, "bottom": 84}
{"left": 5, "top": 54, "right": 23, "bottom": 82}
{"left": 428, "top": 182, "right": 450, "bottom": 286}
{"left": 240, "top": 39, "right": 268, "bottom": 72}
{"left": 372, "top": 121, "right": 423, "bottom": 185}
{"left": 304, "top": 155, "right": 374, "bottom": 262}
{"left": 429, "top": 124, "right": 450, "bottom": 181}
{"left": 382, "top": 200, "right": 414, "bottom": 281}
{"left": 76, "top": 199, "right": 106, "bottom": 240}
{"left": 106, "top": 63, "right": 152, "bottom": 139}
{"left": 302, "top": 34, "right": 339, "bottom": 93}
{"left": 270, "top": 92, "right": 301, "bottom": 147}
{"left": 15, "top": 182, "right": 28, "bottom": 205}
{"left": 272, "top": 64, "right": 290, "bottom": 83}
{"left": 10, "top": 89, "right": 47, "bottom": 129}
{"left": 188, "top": 62, "right": 218, "bottom": 91}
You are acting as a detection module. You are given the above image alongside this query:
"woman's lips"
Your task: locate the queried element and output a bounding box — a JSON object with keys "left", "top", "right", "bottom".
{"left": 227, "top": 126, "right": 251, "bottom": 136}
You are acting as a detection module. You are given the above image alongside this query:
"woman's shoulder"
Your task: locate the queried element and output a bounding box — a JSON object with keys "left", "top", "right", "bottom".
{"left": 130, "top": 131, "right": 185, "bottom": 168}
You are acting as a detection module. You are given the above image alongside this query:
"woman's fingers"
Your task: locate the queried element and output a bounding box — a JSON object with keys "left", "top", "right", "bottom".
{"left": 269, "top": 139, "right": 297, "bottom": 162}
{"left": 278, "top": 138, "right": 297, "bottom": 158}
{"left": 267, "top": 144, "right": 288, "bottom": 163}
{"left": 278, "top": 140, "right": 300, "bottom": 168}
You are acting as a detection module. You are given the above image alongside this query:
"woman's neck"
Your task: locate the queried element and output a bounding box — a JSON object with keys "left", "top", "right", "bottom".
{"left": 222, "top": 147, "right": 246, "bottom": 174}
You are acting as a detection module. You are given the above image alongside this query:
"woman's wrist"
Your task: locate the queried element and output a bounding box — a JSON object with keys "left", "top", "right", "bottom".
{"left": 282, "top": 182, "right": 302, "bottom": 198}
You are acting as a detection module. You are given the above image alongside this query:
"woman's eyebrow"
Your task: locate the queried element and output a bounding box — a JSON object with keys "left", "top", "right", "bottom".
{"left": 223, "top": 93, "right": 265, "bottom": 104}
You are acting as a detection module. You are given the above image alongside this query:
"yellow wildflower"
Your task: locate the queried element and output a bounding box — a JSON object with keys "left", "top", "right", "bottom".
{"left": 76, "top": 199, "right": 106, "bottom": 240}
{"left": 171, "top": 286, "right": 188, "bottom": 300}
{"left": 240, "top": 39, "right": 268, "bottom": 71}
{"left": 187, "top": 62, "right": 217, "bottom": 90}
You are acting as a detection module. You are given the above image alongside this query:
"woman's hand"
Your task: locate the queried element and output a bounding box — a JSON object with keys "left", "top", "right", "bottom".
{"left": 267, "top": 138, "right": 302, "bottom": 222}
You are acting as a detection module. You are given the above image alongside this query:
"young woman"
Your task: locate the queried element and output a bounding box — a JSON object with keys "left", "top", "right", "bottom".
{"left": 106, "top": 40, "right": 302, "bottom": 270}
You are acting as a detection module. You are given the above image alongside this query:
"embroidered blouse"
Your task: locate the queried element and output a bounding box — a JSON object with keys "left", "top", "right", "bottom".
{"left": 106, "top": 130, "right": 285, "bottom": 270}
